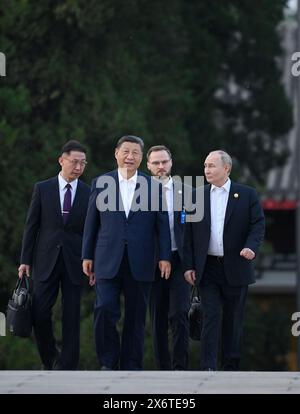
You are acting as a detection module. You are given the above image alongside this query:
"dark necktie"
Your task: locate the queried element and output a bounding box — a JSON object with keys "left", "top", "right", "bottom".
{"left": 62, "top": 183, "right": 72, "bottom": 224}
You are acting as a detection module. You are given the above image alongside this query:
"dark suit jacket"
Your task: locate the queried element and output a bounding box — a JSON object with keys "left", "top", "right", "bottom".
{"left": 171, "top": 180, "right": 195, "bottom": 261}
{"left": 20, "top": 176, "right": 90, "bottom": 285}
{"left": 173, "top": 209, "right": 183, "bottom": 259}
{"left": 183, "top": 181, "right": 265, "bottom": 286}
{"left": 82, "top": 169, "right": 172, "bottom": 282}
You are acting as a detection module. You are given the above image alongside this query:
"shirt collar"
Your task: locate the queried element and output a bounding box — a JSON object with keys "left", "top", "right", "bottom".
{"left": 118, "top": 169, "right": 138, "bottom": 185}
{"left": 163, "top": 176, "right": 173, "bottom": 191}
{"left": 211, "top": 178, "right": 231, "bottom": 193}
{"left": 58, "top": 173, "right": 78, "bottom": 191}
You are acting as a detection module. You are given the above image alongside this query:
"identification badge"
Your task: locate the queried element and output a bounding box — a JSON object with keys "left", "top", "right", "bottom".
{"left": 180, "top": 208, "right": 186, "bottom": 224}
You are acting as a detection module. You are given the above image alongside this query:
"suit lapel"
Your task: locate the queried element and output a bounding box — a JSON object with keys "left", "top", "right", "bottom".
{"left": 113, "top": 170, "right": 127, "bottom": 220}
{"left": 51, "top": 177, "right": 64, "bottom": 225}
{"left": 224, "top": 182, "right": 239, "bottom": 227}
{"left": 172, "top": 180, "right": 183, "bottom": 235}
{"left": 127, "top": 171, "right": 142, "bottom": 221}
{"left": 174, "top": 210, "right": 180, "bottom": 228}
{"left": 204, "top": 185, "right": 211, "bottom": 225}
{"left": 67, "top": 180, "right": 84, "bottom": 224}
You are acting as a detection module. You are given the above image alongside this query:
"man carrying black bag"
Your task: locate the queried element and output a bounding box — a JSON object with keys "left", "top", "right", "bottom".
{"left": 183, "top": 150, "right": 265, "bottom": 371}
{"left": 18, "top": 140, "right": 90, "bottom": 370}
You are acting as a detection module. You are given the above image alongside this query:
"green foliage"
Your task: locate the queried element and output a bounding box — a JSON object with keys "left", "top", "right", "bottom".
{"left": 0, "top": 1, "right": 293, "bottom": 370}
{"left": 0, "top": 291, "right": 292, "bottom": 370}
{"left": 0, "top": 336, "right": 40, "bottom": 370}
{"left": 241, "top": 299, "right": 291, "bottom": 370}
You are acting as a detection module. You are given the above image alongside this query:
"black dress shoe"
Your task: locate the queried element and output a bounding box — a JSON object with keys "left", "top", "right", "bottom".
{"left": 52, "top": 347, "right": 61, "bottom": 370}
{"left": 41, "top": 363, "right": 52, "bottom": 370}
{"left": 42, "top": 347, "right": 61, "bottom": 370}
{"left": 101, "top": 363, "right": 119, "bottom": 371}
{"left": 101, "top": 366, "right": 111, "bottom": 371}
{"left": 52, "top": 358, "right": 62, "bottom": 370}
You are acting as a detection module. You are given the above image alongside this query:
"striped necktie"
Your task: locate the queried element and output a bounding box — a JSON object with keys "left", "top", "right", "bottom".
{"left": 62, "top": 183, "right": 72, "bottom": 224}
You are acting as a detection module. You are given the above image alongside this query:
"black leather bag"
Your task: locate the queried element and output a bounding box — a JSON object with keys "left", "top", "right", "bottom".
{"left": 6, "top": 275, "right": 32, "bottom": 338}
{"left": 188, "top": 285, "right": 203, "bottom": 341}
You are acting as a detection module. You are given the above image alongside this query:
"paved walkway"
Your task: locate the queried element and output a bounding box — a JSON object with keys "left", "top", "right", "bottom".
{"left": 0, "top": 371, "right": 300, "bottom": 394}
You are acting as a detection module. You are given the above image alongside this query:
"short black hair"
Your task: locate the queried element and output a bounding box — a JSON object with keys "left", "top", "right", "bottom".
{"left": 61, "top": 140, "right": 87, "bottom": 155}
{"left": 116, "top": 135, "right": 144, "bottom": 152}
{"left": 147, "top": 145, "right": 172, "bottom": 161}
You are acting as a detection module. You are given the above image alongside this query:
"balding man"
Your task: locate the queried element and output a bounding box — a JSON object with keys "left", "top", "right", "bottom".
{"left": 183, "top": 150, "right": 265, "bottom": 371}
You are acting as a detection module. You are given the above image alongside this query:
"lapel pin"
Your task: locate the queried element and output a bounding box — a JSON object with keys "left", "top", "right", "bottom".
{"left": 178, "top": 190, "right": 182, "bottom": 194}
{"left": 234, "top": 193, "right": 239, "bottom": 198}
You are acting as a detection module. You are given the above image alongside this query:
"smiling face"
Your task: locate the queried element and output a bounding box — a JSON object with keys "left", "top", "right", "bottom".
{"left": 204, "top": 151, "right": 230, "bottom": 187}
{"left": 115, "top": 141, "right": 143, "bottom": 178}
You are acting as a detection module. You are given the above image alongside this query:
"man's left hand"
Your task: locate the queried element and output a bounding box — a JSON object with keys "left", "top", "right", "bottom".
{"left": 159, "top": 260, "right": 171, "bottom": 279}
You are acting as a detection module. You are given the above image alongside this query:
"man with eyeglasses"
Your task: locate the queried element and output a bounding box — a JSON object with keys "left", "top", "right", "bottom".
{"left": 147, "top": 145, "right": 190, "bottom": 370}
{"left": 18, "top": 140, "right": 90, "bottom": 370}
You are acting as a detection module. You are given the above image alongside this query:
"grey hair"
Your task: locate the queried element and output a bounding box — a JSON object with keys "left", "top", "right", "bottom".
{"left": 211, "top": 150, "right": 232, "bottom": 173}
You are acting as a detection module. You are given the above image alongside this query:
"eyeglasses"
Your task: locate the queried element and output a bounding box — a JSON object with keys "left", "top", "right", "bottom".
{"left": 63, "top": 158, "right": 88, "bottom": 167}
{"left": 149, "top": 160, "right": 171, "bottom": 166}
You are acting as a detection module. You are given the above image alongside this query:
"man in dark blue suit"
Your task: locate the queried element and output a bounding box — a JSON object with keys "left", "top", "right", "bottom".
{"left": 82, "top": 135, "right": 171, "bottom": 370}
{"left": 183, "top": 150, "right": 265, "bottom": 371}
{"left": 18, "top": 140, "right": 90, "bottom": 370}
{"left": 147, "top": 145, "right": 190, "bottom": 370}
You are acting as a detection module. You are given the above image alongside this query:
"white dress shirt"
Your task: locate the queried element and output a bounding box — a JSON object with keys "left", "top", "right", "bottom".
{"left": 118, "top": 169, "right": 137, "bottom": 218}
{"left": 164, "top": 177, "right": 177, "bottom": 251}
{"left": 207, "top": 178, "right": 231, "bottom": 257}
{"left": 58, "top": 174, "right": 78, "bottom": 212}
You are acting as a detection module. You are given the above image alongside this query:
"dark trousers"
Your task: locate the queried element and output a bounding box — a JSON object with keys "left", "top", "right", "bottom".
{"left": 149, "top": 251, "right": 190, "bottom": 370}
{"left": 94, "top": 249, "right": 152, "bottom": 370}
{"left": 32, "top": 252, "right": 82, "bottom": 370}
{"left": 199, "top": 256, "right": 248, "bottom": 371}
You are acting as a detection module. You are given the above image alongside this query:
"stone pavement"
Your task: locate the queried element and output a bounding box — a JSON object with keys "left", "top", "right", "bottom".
{"left": 0, "top": 371, "right": 300, "bottom": 394}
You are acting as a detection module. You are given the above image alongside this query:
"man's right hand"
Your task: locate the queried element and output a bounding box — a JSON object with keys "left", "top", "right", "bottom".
{"left": 82, "top": 259, "right": 94, "bottom": 276}
{"left": 184, "top": 269, "right": 196, "bottom": 286}
{"left": 82, "top": 260, "right": 95, "bottom": 286}
{"left": 18, "top": 264, "right": 30, "bottom": 278}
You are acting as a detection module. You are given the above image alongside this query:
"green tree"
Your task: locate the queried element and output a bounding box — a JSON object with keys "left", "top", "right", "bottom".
{"left": 0, "top": 0, "right": 293, "bottom": 369}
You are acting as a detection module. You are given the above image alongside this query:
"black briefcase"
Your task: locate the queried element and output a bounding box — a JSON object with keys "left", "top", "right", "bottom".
{"left": 6, "top": 274, "right": 32, "bottom": 338}
{"left": 188, "top": 285, "right": 203, "bottom": 341}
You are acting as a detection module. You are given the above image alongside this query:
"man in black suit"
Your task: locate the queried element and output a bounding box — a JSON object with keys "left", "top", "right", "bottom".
{"left": 183, "top": 150, "right": 265, "bottom": 371}
{"left": 147, "top": 145, "right": 190, "bottom": 370}
{"left": 18, "top": 140, "right": 90, "bottom": 370}
{"left": 82, "top": 135, "right": 171, "bottom": 370}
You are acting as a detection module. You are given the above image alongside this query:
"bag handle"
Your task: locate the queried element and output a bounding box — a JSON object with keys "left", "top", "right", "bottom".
{"left": 190, "top": 285, "right": 201, "bottom": 301}
{"left": 15, "top": 272, "right": 30, "bottom": 292}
